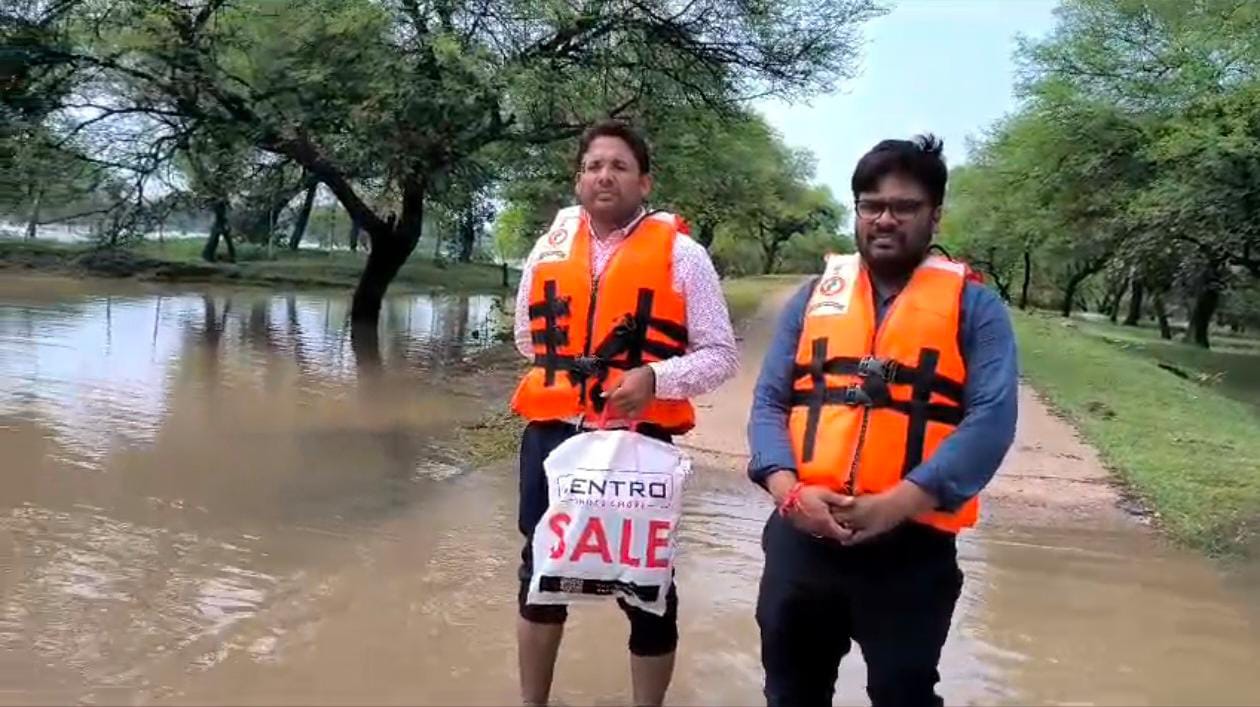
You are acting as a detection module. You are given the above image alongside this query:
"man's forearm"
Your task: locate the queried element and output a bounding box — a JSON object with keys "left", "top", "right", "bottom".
{"left": 763, "top": 469, "right": 799, "bottom": 504}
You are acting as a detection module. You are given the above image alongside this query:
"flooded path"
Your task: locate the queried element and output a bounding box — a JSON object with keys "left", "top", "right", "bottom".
{"left": 3, "top": 275, "right": 1260, "bottom": 705}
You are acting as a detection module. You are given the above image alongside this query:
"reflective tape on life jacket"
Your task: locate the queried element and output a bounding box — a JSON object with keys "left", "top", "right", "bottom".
{"left": 788, "top": 253, "right": 976, "bottom": 533}
{"left": 510, "top": 207, "right": 696, "bottom": 433}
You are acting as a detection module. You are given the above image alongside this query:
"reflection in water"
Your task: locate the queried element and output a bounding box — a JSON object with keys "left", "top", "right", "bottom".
{"left": 0, "top": 281, "right": 504, "bottom": 470}
{"left": 0, "top": 277, "right": 510, "bottom": 704}
{"left": 3, "top": 277, "right": 1260, "bottom": 706}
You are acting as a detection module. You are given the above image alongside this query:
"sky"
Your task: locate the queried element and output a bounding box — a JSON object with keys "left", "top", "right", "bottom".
{"left": 756, "top": 0, "right": 1061, "bottom": 222}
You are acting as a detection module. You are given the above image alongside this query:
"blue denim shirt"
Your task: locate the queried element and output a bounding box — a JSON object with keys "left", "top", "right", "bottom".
{"left": 746, "top": 277, "right": 1019, "bottom": 511}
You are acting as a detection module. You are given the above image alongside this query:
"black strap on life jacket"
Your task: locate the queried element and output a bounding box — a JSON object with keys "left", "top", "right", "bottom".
{"left": 791, "top": 338, "right": 964, "bottom": 472}
{"left": 528, "top": 280, "right": 571, "bottom": 387}
{"left": 528, "top": 287, "right": 688, "bottom": 411}
{"left": 790, "top": 355, "right": 965, "bottom": 406}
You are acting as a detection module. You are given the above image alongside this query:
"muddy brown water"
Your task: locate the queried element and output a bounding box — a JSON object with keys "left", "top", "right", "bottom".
{"left": 2, "top": 275, "right": 1260, "bottom": 706}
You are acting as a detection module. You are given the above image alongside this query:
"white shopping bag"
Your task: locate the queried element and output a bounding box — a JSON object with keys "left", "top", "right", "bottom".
{"left": 527, "top": 428, "right": 692, "bottom": 616}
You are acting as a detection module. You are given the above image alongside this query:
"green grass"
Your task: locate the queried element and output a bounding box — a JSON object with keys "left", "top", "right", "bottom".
{"left": 455, "top": 409, "right": 527, "bottom": 467}
{"left": 1068, "top": 314, "right": 1260, "bottom": 415}
{"left": 722, "top": 275, "right": 803, "bottom": 324}
{"left": 2, "top": 237, "right": 518, "bottom": 293}
{"left": 0, "top": 238, "right": 87, "bottom": 258}
{"left": 1015, "top": 310, "right": 1260, "bottom": 558}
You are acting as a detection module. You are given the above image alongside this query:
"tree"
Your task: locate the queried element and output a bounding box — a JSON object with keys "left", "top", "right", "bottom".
{"left": 939, "top": 162, "right": 1032, "bottom": 305}
{"left": 288, "top": 174, "right": 319, "bottom": 251}
{"left": 651, "top": 109, "right": 790, "bottom": 249}
{"left": 1014, "top": 0, "right": 1260, "bottom": 345}
{"left": 38, "top": 0, "right": 882, "bottom": 334}
{"left": 431, "top": 163, "right": 496, "bottom": 263}
{"left": 749, "top": 183, "right": 843, "bottom": 275}
{"left": 778, "top": 230, "right": 855, "bottom": 274}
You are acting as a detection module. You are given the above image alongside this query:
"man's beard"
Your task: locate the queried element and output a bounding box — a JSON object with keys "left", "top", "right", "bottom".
{"left": 859, "top": 227, "right": 931, "bottom": 280}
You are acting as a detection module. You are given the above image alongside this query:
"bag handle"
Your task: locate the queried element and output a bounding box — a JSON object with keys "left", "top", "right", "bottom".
{"left": 597, "top": 407, "right": 648, "bottom": 477}
{"left": 597, "top": 406, "right": 641, "bottom": 432}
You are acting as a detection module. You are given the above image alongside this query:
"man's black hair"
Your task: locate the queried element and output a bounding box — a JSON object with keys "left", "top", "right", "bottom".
{"left": 851, "top": 134, "right": 947, "bottom": 206}
{"left": 575, "top": 120, "right": 651, "bottom": 175}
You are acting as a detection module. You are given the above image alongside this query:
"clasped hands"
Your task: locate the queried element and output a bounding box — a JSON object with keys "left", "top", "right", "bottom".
{"left": 770, "top": 471, "right": 937, "bottom": 545}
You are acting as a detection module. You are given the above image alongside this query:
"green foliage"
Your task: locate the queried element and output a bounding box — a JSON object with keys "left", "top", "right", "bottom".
{"left": 778, "top": 230, "right": 856, "bottom": 274}
{"left": 711, "top": 229, "right": 766, "bottom": 278}
{"left": 492, "top": 108, "right": 847, "bottom": 275}
{"left": 491, "top": 202, "right": 538, "bottom": 263}
{"left": 18, "top": 0, "right": 882, "bottom": 320}
{"left": 743, "top": 182, "right": 845, "bottom": 275}
{"left": 946, "top": 0, "right": 1260, "bottom": 344}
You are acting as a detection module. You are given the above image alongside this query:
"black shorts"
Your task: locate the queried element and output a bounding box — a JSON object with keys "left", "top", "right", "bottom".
{"left": 517, "top": 420, "right": 679, "bottom": 657}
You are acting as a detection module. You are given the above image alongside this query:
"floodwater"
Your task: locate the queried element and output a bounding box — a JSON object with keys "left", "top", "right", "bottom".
{"left": 2, "top": 275, "right": 1260, "bottom": 706}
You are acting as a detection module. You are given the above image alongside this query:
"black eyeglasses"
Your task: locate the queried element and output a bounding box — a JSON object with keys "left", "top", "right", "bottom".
{"left": 855, "top": 198, "right": 927, "bottom": 221}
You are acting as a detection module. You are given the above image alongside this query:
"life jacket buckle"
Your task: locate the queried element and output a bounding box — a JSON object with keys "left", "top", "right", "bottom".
{"left": 842, "top": 386, "right": 875, "bottom": 407}
{"left": 571, "top": 356, "right": 606, "bottom": 380}
{"left": 857, "top": 356, "right": 897, "bottom": 380}
{"left": 612, "top": 314, "right": 638, "bottom": 338}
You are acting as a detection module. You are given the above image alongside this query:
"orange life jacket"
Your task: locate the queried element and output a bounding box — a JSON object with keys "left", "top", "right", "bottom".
{"left": 510, "top": 206, "right": 695, "bottom": 433}
{"left": 788, "top": 253, "right": 976, "bottom": 533}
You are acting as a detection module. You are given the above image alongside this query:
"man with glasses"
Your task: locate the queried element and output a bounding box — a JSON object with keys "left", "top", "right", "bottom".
{"left": 745, "top": 135, "right": 1018, "bottom": 706}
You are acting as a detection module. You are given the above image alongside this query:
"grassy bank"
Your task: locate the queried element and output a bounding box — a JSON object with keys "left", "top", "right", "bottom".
{"left": 0, "top": 238, "right": 518, "bottom": 293}
{"left": 1068, "top": 314, "right": 1260, "bottom": 415}
{"left": 1015, "top": 310, "right": 1260, "bottom": 557}
{"left": 722, "top": 274, "right": 803, "bottom": 325}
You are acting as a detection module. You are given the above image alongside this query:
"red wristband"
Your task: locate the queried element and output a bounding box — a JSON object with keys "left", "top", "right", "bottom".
{"left": 778, "top": 482, "right": 805, "bottom": 517}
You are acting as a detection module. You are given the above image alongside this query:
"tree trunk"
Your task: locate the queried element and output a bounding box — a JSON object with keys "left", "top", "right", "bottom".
{"left": 222, "top": 223, "right": 237, "bottom": 263}
{"left": 458, "top": 212, "right": 477, "bottom": 263}
{"left": 762, "top": 247, "right": 778, "bottom": 275}
{"left": 1153, "top": 293, "right": 1172, "bottom": 339}
{"left": 325, "top": 203, "right": 336, "bottom": 251}
{"left": 350, "top": 184, "right": 426, "bottom": 328}
{"left": 991, "top": 273, "right": 1012, "bottom": 302}
{"left": 1108, "top": 281, "right": 1124, "bottom": 323}
{"left": 1186, "top": 287, "right": 1220, "bottom": 349}
{"left": 1019, "top": 249, "right": 1032, "bottom": 310}
{"left": 1060, "top": 270, "right": 1091, "bottom": 317}
{"left": 1123, "top": 280, "right": 1144, "bottom": 326}
{"left": 202, "top": 201, "right": 229, "bottom": 262}
{"left": 697, "top": 221, "right": 716, "bottom": 249}
{"left": 352, "top": 238, "right": 413, "bottom": 326}
{"left": 289, "top": 180, "right": 318, "bottom": 251}
{"left": 25, "top": 188, "right": 43, "bottom": 240}
{"left": 760, "top": 224, "right": 780, "bottom": 275}
{"left": 349, "top": 218, "right": 362, "bottom": 252}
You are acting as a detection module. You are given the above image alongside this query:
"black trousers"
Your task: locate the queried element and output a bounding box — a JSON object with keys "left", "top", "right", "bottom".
{"left": 756, "top": 513, "right": 963, "bottom": 707}
{"left": 516, "top": 420, "right": 679, "bottom": 657}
